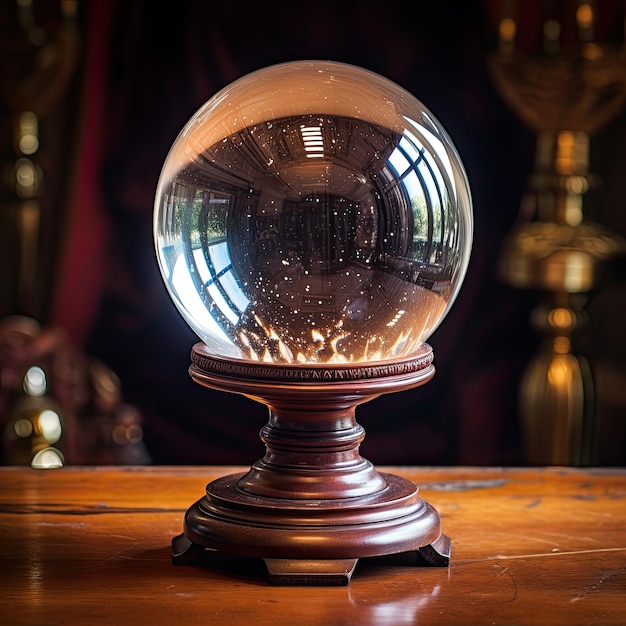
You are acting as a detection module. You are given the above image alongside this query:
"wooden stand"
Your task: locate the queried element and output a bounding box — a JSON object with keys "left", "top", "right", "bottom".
{"left": 172, "top": 343, "right": 450, "bottom": 585}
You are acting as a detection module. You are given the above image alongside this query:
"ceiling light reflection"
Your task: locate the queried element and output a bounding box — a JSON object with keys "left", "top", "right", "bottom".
{"left": 301, "top": 125, "right": 324, "bottom": 158}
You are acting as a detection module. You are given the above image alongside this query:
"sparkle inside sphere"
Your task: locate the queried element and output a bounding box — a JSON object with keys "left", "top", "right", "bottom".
{"left": 154, "top": 60, "right": 473, "bottom": 365}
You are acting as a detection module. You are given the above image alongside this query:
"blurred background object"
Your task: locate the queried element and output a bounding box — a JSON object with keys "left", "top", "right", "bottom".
{"left": 0, "top": 0, "right": 148, "bottom": 465}
{"left": 0, "top": 314, "right": 150, "bottom": 466}
{"left": 0, "top": 0, "right": 78, "bottom": 322}
{"left": 0, "top": 0, "right": 624, "bottom": 466}
{"left": 488, "top": 0, "right": 626, "bottom": 464}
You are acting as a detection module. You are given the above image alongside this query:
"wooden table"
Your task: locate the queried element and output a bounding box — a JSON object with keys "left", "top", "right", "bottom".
{"left": 1, "top": 466, "right": 625, "bottom": 625}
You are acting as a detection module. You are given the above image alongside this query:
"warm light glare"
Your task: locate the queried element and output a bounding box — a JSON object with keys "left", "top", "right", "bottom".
{"left": 562, "top": 251, "right": 591, "bottom": 292}
{"left": 38, "top": 409, "right": 62, "bottom": 444}
{"left": 564, "top": 195, "right": 583, "bottom": 226}
{"left": 31, "top": 447, "right": 64, "bottom": 469}
{"left": 576, "top": 3, "right": 593, "bottom": 29}
{"left": 547, "top": 356, "right": 573, "bottom": 385}
{"left": 548, "top": 307, "right": 573, "bottom": 330}
{"left": 14, "top": 418, "right": 33, "bottom": 438}
{"left": 18, "top": 112, "right": 39, "bottom": 155}
{"left": 499, "top": 18, "right": 516, "bottom": 41}
{"left": 553, "top": 336, "right": 571, "bottom": 354}
{"left": 15, "top": 159, "right": 37, "bottom": 196}
{"left": 23, "top": 366, "right": 46, "bottom": 397}
{"left": 556, "top": 131, "right": 575, "bottom": 174}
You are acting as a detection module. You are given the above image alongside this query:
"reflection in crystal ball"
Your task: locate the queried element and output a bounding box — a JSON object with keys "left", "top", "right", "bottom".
{"left": 154, "top": 61, "right": 473, "bottom": 364}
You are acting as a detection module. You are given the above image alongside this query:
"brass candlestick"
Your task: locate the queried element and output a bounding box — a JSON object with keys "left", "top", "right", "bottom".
{"left": 489, "top": 2, "right": 626, "bottom": 464}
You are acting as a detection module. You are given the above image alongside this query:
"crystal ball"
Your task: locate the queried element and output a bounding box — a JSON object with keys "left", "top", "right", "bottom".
{"left": 153, "top": 60, "right": 473, "bottom": 364}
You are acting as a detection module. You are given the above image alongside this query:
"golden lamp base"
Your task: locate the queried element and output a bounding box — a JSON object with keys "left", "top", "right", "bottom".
{"left": 171, "top": 343, "right": 450, "bottom": 585}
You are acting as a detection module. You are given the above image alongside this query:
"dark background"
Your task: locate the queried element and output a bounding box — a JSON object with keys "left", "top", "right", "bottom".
{"left": 2, "top": 0, "right": 625, "bottom": 466}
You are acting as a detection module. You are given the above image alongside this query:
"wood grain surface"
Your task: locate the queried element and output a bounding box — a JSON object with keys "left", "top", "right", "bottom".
{"left": 1, "top": 466, "right": 625, "bottom": 625}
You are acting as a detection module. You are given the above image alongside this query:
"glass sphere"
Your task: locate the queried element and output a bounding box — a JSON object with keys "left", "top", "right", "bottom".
{"left": 154, "top": 60, "right": 473, "bottom": 364}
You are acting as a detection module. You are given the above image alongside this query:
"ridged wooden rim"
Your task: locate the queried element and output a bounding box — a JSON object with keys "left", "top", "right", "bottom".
{"left": 190, "top": 342, "right": 434, "bottom": 383}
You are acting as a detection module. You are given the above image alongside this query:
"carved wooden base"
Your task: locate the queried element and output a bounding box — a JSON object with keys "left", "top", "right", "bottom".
{"left": 172, "top": 343, "right": 450, "bottom": 585}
